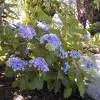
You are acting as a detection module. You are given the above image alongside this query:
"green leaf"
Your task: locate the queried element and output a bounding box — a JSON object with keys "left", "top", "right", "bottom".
{"left": 77, "top": 70, "right": 84, "bottom": 83}
{"left": 78, "top": 83, "right": 85, "bottom": 97}
{"left": 20, "top": 78, "right": 27, "bottom": 90}
{"left": 64, "top": 87, "right": 72, "bottom": 98}
{"left": 77, "top": 70, "right": 86, "bottom": 96}
{"left": 45, "top": 43, "right": 56, "bottom": 51}
{"left": 47, "top": 80, "right": 54, "bottom": 91}
{"left": 42, "top": 72, "right": 48, "bottom": 81}
{"left": 54, "top": 80, "right": 61, "bottom": 93}
{"left": 62, "top": 78, "right": 69, "bottom": 87}
{"left": 57, "top": 71, "right": 65, "bottom": 80}
{"left": 30, "top": 75, "right": 44, "bottom": 90}
{"left": 68, "top": 68, "right": 75, "bottom": 81}
{"left": 4, "top": 67, "right": 14, "bottom": 77}
{"left": 12, "top": 79, "right": 20, "bottom": 88}
{"left": 32, "top": 6, "right": 52, "bottom": 23}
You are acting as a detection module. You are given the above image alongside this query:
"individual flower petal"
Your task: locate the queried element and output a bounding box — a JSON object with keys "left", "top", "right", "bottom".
{"left": 52, "top": 14, "right": 64, "bottom": 28}
{"left": 40, "top": 33, "right": 61, "bottom": 49}
{"left": 19, "top": 25, "right": 36, "bottom": 40}
{"left": 7, "top": 56, "right": 27, "bottom": 71}
{"left": 37, "top": 22, "right": 50, "bottom": 30}
{"left": 29, "top": 57, "right": 49, "bottom": 72}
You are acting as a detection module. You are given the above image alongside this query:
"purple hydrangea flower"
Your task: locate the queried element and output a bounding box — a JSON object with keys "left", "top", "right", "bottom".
{"left": 70, "top": 50, "right": 80, "bottom": 58}
{"left": 7, "top": 56, "right": 27, "bottom": 71}
{"left": 29, "top": 57, "right": 49, "bottom": 72}
{"left": 86, "top": 61, "right": 97, "bottom": 68}
{"left": 59, "top": 47, "right": 68, "bottom": 59}
{"left": 64, "top": 62, "right": 70, "bottom": 74}
{"left": 19, "top": 25, "right": 36, "bottom": 40}
{"left": 40, "top": 33, "right": 61, "bottom": 49}
{"left": 37, "top": 22, "right": 50, "bottom": 30}
{"left": 52, "top": 14, "right": 64, "bottom": 28}
{"left": 80, "top": 57, "right": 98, "bottom": 69}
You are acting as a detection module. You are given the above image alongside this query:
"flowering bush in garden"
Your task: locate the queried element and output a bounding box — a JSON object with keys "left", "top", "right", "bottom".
{"left": 0, "top": 0, "right": 99, "bottom": 98}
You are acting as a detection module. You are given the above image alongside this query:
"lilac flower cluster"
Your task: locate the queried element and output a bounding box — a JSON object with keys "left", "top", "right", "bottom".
{"left": 29, "top": 57, "right": 49, "bottom": 72}
{"left": 64, "top": 62, "right": 70, "bottom": 74}
{"left": 7, "top": 57, "right": 27, "bottom": 71}
{"left": 70, "top": 50, "right": 80, "bottom": 58}
{"left": 19, "top": 25, "right": 36, "bottom": 40}
{"left": 37, "top": 22, "right": 50, "bottom": 31}
{"left": 52, "top": 14, "right": 64, "bottom": 28}
{"left": 40, "top": 33, "right": 61, "bottom": 49}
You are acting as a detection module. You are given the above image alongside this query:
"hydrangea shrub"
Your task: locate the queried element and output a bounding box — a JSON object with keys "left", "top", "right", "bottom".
{"left": 0, "top": 0, "right": 98, "bottom": 98}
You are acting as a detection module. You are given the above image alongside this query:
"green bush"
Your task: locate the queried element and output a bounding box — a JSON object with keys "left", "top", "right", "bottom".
{"left": 0, "top": 0, "right": 98, "bottom": 98}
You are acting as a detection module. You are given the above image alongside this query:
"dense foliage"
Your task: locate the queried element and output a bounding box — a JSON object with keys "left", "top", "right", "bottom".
{"left": 0, "top": 0, "right": 99, "bottom": 98}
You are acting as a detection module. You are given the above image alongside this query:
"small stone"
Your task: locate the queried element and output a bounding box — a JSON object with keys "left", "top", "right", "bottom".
{"left": 13, "top": 95, "right": 24, "bottom": 100}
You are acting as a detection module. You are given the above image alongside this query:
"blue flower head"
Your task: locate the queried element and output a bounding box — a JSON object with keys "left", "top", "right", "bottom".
{"left": 7, "top": 56, "right": 27, "bottom": 71}
{"left": 37, "top": 22, "right": 50, "bottom": 30}
{"left": 64, "top": 62, "right": 70, "bottom": 74}
{"left": 40, "top": 33, "right": 61, "bottom": 49}
{"left": 70, "top": 50, "right": 80, "bottom": 58}
{"left": 80, "top": 57, "right": 98, "bottom": 69}
{"left": 19, "top": 25, "right": 36, "bottom": 40}
{"left": 59, "top": 47, "right": 68, "bottom": 59}
{"left": 52, "top": 14, "right": 64, "bottom": 28}
{"left": 29, "top": 57, "right": 49, "bottom": 72}
{"left": 87, "top": 61, "right": 97, "bottom": 68}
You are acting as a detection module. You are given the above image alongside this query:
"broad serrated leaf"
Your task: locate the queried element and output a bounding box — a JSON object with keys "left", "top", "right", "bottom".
{"left": 64, "top": 87, "right": 72, "bottom": 98}
{"left": 78, "top": 83, "right": 85, "bottom": 97}
{"left": 54, "top": 80, "right": 61, "bottom": 93}
{"left": 30, "top": 76, "right": 44, "bottom": 90}
{"left": 68, "top": 68, "right": 75, "bottom": 81}
{"left": 4, "top": 67, "right": 14, "bottom": 77}
{"left": 45, "top": 43, "right": 56, "bottom": 51}
{"left": 57, "top": 71, "right": 65, "bottom": 80}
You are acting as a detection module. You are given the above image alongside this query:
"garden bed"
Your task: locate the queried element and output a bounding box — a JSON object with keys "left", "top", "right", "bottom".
{"left": 0, "top": 66, "right": 94, "bottom": 100}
